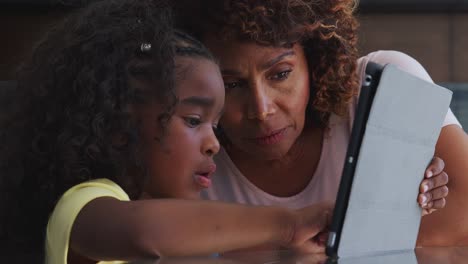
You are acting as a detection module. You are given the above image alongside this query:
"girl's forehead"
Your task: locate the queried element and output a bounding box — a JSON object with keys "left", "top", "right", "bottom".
{"left": 174, "top": 57, "right": 224, "bottom": 98}
{"left": 175, "top": 57, "right": 220, "bottom": 82}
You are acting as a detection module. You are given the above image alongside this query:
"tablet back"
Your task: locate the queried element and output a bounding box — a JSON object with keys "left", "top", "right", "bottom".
{"left": 328, "top": 64, "right": 452, "bottom": 258}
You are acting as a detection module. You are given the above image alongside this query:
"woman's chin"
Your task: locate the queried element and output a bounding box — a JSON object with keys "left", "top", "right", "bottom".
{"left": 239, "top": 142, "right": 295, "bottom": 161}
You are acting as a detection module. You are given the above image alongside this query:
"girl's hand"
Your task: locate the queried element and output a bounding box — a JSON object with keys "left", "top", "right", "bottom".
{"left": 418, "top": 157, "right": 449, "bottom": 216}
{"left": 287, "top": 202, "right": 333, "bottom": 254}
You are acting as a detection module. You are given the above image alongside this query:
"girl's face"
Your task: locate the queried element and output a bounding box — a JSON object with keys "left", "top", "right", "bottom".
{"left": 203, "top": 38, "right": 310, "bottom": 160}
{"left": 136, "top": 57, "right": 225, "bottom": 199}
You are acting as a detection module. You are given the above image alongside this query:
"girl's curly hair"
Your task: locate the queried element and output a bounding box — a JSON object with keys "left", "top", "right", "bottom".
{"left": 0, "top": 0, "right": 215, "bottom": 257}
{"left": 174, "top": 0, "right": 360, "bottom": 126}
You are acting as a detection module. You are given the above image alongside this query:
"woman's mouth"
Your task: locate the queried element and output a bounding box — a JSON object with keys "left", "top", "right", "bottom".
{"left": 252, "top": 127, "right": 288, "bottom": 145}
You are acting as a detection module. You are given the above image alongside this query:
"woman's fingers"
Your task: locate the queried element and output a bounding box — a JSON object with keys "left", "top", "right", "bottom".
{"left": 424, "top": 156, "right": 445, "bottom": 178}
{"left": 430, "top": 197, "right": 447, "bottom": 209}
{"left": 422, "top": 208, "right": 437, "bottom": 216}
{"left": 419, "top": 157, "right": 449, "bottom": 216}
{"left": 420, "top": 172, "right": 448, "bottom": 193}
{"left": 429, "top": 186, "right": 449, "bottom": 202}
{"left": 419, "top": 186, "right": 449, "bottom": 205}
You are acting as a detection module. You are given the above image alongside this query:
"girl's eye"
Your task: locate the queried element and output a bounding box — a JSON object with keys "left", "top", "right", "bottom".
{"left": 269, "top": 70, "right": 292, "bottom": 81}
{"left": 184, "top": 116, "right": 202, "bottom": 128}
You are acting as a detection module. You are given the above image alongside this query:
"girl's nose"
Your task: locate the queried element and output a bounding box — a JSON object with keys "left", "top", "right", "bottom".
{"left": 202, "top": 127, "right": 220, "bottom": 157}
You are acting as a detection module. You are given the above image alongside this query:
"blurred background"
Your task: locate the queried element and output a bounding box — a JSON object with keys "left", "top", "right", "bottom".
{"left": 0, "top": 0, "right": 467, "bottom": 261}
{"left": 358, "top": 0, "right": 468, "bottom": 128}
{"left": 3, "top": 0, "right": 467, "bottom": 127}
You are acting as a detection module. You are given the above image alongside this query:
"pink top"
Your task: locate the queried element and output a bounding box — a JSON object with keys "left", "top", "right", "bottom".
{"left": 201, "top": 51, "right": 461, "bottom": 208}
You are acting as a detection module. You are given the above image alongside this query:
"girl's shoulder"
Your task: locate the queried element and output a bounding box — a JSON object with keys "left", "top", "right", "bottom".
{"left": 49, "top": 178, "right": 130, "bottom": 222}
{"left": 46, "top": 178, "right": 130, "bottom": 264}
{"left": 65, "top": 179, "right": 129, "bottom": 197}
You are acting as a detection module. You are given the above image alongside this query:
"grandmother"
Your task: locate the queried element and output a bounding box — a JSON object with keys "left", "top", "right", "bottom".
{"left": 173, "top": 0, "right": 468, "bottom": 245}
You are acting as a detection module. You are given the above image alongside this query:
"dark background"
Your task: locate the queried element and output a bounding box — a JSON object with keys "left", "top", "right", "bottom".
{"left": 1, "top": 0, "right": 468, "bottom": 81}
{"left": 1, "top": 0, "right": 467, "bottom": 261}
{"left": 0, "top": 0, "right": 467, "bottom": 225}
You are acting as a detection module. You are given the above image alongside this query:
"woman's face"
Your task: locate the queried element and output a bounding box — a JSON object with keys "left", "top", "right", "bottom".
{"left": 203, "top": 38, "right": 310, "bottom": 160}
{"left": 136, "top": 57, "right": 225, "bottom": 199}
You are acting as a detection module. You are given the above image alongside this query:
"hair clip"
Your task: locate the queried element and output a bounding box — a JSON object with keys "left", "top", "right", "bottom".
{"left": 140, "top": 43, "right": 152, "bottom": 52}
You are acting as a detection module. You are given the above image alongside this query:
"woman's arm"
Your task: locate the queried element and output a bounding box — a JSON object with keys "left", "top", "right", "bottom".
{"left": 70, "top": 197, "right": 331, "bottom": 261}
{"left": 417, "top": 125, "right": 468, "bottom": 245}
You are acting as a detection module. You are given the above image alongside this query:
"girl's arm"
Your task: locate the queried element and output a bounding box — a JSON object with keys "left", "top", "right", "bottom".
{"left": 70, "top": 198, "right": 331, "bottom": 261}
{"left": 417, "top": 125, "right": 468, "bottom": 245}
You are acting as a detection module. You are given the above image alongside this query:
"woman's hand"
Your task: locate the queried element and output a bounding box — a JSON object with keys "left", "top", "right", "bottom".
{"left": 418, "top": 156, "right": 449, "bottom": 216}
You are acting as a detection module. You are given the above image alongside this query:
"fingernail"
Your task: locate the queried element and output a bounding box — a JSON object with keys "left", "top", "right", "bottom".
{"left": 421, "top": 195, "right": 427, "bottom": 204}
{"left": 426, "top": 171, "right": 433, "bottom": 178}
{"left": 423, "top": 184, "right": 429, "bottom": 193}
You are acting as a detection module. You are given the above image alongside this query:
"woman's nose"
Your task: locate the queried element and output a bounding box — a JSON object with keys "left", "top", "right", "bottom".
{"left": 247, "top": 82, "right": 276, "bottom": 120}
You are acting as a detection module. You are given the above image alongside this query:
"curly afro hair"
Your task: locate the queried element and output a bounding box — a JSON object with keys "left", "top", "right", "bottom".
{"left": 173, "top": 0, "right": 360, "bottom": 127}
{"left": 0, "top": 0, "right": 215, "bottom": 258}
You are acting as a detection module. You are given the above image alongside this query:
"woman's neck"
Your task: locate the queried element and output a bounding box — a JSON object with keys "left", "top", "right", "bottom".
{"left": 227, "top": 126, "right": 324, "bottom": 197}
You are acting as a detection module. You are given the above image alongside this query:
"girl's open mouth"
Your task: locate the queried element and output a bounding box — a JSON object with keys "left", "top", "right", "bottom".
{"left": 194, "top": 173, "right": 212, "bottom": 188}
{"left": 194, "top": 164, "right": 216, "bottom": 188}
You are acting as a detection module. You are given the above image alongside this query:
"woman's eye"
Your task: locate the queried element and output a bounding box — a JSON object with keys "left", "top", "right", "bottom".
{"left": 270, "top": 70, "right": 292, "bottom": 81}
{"left": 184, "top": 117, "right": 202, "bottom": 127}
{"left": 213, "top": 125, "right": 223, "bottom": 138}
{"left": 224, "top": 81, "right": 242, "bottom": 90}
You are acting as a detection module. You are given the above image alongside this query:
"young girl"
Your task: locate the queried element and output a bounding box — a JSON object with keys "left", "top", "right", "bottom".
{"left": 0, "top": 0, "right": 332, "bottom": 263}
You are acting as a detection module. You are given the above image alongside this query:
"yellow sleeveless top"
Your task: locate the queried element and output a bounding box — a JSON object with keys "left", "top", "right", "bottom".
{"left": 45, "top": 178, "right": 130, "bottom": 264}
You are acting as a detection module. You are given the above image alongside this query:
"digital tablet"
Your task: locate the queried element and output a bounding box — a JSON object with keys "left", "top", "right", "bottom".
{"left": 326, "top": 62, "right": 452, "bottom": 259}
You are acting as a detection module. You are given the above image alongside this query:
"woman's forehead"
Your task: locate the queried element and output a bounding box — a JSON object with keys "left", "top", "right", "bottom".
{"left": 202, "top": 39, "right": 304, "bottom": 68}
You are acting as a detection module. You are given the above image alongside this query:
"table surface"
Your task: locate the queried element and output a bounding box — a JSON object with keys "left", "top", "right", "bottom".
{"left": 128, "top": 247, "right": 468, "bottom": 264}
